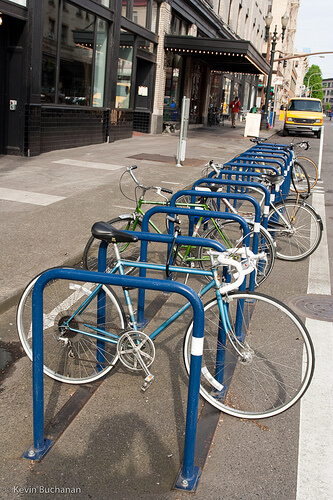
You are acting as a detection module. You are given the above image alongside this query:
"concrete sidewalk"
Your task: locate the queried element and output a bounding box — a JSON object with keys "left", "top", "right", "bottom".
{"left": 0, "top": 120, "right": 280, "bottom": 313}
{"left": 1, "top": 120, "right": 300, "bottom": 500}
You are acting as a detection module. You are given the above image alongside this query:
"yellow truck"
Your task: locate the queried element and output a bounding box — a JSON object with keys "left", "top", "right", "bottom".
{"left": 283, "top": 97, "right": 323, "bottom": 138}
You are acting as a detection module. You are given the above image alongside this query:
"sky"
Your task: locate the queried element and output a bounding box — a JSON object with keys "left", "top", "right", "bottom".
{"left": 294, "top": 0, "right": 333, "bottom": 79}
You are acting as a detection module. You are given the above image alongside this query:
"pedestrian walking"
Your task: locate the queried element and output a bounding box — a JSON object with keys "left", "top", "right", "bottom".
{"left": 329, "top": 109, "right": 332, "bottom": 121}
{"left": 229, "top": 96, "right": 241, "bottom": 128}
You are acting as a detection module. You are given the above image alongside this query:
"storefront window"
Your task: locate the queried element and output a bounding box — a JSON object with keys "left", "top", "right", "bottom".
{"left": 138, "top": 38, "right": 154, "bottom": 54}
{"left": 122, "top": 1, "right": 158, "bottom": 32}
{"left": 164, "top": 54, "right": 182, "bottom": 121}
{"left": 222, "top": 78, "right": 231, "bottom": 113}
{"left": 41, "top": 1, "right": 109, "bottom": 107}
{"left": 152, "top": 1, "right": 159, "bottom": 33}
{"left": 41, "top": 0, "right": 59, "bottom": 103}
{"left": 93, "top": 18, "right": 108, "bottom": 107}
{"left": 170, "top": 14, "right": 190, "bottom": 35}
{"left": 116, "top": 31, "right": 133, "bottom": 109}
{"left": 133, "top": 0, "right": 147, "bottom": 28}
{"left": 210, "top": 73, "right": 221, "bottom": 108}
{"left": 121, "top": 1, "right": 127, "bottom": 17}
{"left": 59, "top": 2, "right": 93, "bottom": 105}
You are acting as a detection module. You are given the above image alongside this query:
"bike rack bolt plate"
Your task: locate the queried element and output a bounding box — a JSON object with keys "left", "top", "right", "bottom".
{"left": 288, "top": 295, "right": 333, "bottom": 322}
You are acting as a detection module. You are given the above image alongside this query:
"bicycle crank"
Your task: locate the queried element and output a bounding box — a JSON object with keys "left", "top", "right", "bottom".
{"left": 117, "top": 330, "right": 155, "bottom": 391}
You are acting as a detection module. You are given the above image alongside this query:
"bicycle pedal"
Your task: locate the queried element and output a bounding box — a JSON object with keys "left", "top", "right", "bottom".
{"left": 141, "top": 374, "right": 154, "bottom": 392}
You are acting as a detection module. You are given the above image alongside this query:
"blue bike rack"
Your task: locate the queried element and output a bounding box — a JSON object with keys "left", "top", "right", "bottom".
{"left": 209, "top": 162, "right": 289, "bottom": 202}
{"left": 23, "top": 261, "right": 206, "bottom": 492}
{"left": 191, "top": 177, "right": 271, "bottom": 229}
{"left": 168, "top": 190, "right": 261, "bottom": 292}
{"left": 136, "top": 205, "right": 251, "bottom": 325}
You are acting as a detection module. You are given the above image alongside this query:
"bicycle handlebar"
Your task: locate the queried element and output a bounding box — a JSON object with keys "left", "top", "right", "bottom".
{"left": 249, "top": 137, "right": 310, "bottom": 152}
{"left": 126, "top": 165, "right": 173, "bottom": 196}
{"left": 208, "top": 249, "right": 255, "bottom": 294}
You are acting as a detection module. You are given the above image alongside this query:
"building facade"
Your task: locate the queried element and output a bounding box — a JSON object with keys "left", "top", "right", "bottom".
{"left": 322, "top": 78, "right": 333, "bottom": 107}
{"left": 0, "top": 0, "right": 270, "bottom": 157}
{"left": 260, "top": 0, "right": 300, "bottom": 115}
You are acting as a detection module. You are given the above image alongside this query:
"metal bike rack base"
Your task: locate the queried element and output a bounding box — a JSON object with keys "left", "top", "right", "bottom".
{"left": 23, "top": 263, "right": 206, "bottom": 492}
{"left": 174, "top": 466, "right": 201, "bottom": 492}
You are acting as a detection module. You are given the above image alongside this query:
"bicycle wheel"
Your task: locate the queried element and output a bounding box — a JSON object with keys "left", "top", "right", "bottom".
{"left": 267, "top": 200, "right": 323, "bottom": 260}
{"left": 173, "top": 194, "right": 218, "bottom": 236}
{"left": 83, "top": 216, "right": 141, "bottom": 273}
{"left": 290, "top": 161, "right": 310, "bottom": 196}
{"left": 183, "top": 291, "right": 314, "bottom": 419}
{"left": 17, "top": 272, "right": 127, "bottom": 384}
{"left": 198, "top": 221, "right": 276, "bottom": 286}
{"left": 295, "top": 156, "right": 319, "bottom": 190}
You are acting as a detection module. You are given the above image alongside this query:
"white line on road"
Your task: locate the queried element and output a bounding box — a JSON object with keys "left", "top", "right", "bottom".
{"left": 307, "top": 192, "right": 331, "bottom": 295}
{"left": 52, "top": 159, "right": 123, "bottom": 171}
{"left": 296, "top": 191, "right": 332, "bottom": 500}
{"left": 113, "top": 205, "right": 135, "bottom": 210}
{"left": 0, "top": 187, "right": 65, "bottom": 206}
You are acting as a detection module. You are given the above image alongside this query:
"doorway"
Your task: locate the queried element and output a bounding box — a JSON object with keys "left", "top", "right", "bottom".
{"left": 0, "top": 18, "right": 7, "bottom": 154}
{"left": 0, "top": 14, "right": 26, "bottom": 155}
{"left": 133, "top": 58, "right": 154, "bottom": 133}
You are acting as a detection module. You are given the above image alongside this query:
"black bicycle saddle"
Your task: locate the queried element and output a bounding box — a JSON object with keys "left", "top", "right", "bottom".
{"left": 91, "top": 221, "right": 138, "bottom": 243}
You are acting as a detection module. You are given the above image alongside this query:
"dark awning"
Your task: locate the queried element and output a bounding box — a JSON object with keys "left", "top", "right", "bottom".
{"left": 164, "top": 35, "right": 270, "bottom": 75}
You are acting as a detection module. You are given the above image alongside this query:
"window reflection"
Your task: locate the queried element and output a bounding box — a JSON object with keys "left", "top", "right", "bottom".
{"left": 133, "top": 0, "right": 147, "bottom": 28}
{"left": 41, "top": 0, "right": 58, "bottom": 103}
{"left": 122, "top": 0, "right": 127, "bottom": 17}
{"left": 59, "top": 2, "right": 93, "bottom": 105}
{"left": 138, "top": 38, "right": 154, "bottom": 53}
{"left": 41, "top": 1, "right": 108, "bottom": 106}
{"left": 152, "top": 1, "right": 158, "bottom": 33}
{"left": 93, "top": 18, "right": 108, "bottom": 107}
{"left": 116, "top": 31, "right": 133, "bottom": 109}
{"left": 164, "top": 54, "right": 182, "bottom": 121}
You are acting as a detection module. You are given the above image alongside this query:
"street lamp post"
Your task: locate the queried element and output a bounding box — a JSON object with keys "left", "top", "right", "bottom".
{"left": 310, "top": 82, "right": 323, "bottom": 97}
{"left": 306, "top": 72, "right": 322, "bottom": 96}
{"left": 261, "top": 12, "right": 289, "bottom": 129}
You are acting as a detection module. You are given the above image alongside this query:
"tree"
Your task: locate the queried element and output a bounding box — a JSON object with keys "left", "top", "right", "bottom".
{"left": 304, "top": 65, "right": 324, "bottom": 100}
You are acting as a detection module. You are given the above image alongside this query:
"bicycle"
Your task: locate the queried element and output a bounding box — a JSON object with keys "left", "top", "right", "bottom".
{"left": 17, "top": 222, "right": 314, "bottom": 419}
{"left": 250, "top": 137, "right": 319, "bottom": 193}
{"left": 83, "top": 166, "right": 275, "bottom": 286}
{"left": 206, "top": 161, "right": 323, "bottom": 261}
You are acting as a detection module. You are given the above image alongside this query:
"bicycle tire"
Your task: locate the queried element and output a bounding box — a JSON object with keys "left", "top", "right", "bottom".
{"left": 198, "top": 221, "right": 276, "bottom": 287}
{"left": 295, "top": 156, "right": 319, "bottom": 190}
{"left": 183, "top": 291, "right": 314, "bottom": 419}
{"left": 83, "top": 216, "right": 141, "bottom": 273}
{"left": 17, "top": 271, "right": 127, "bottom": 384}
{"left": 267, "top": 199, "right": 323, "bottom": 260}
{"left": 290, "top": 161, "right": 310, "bottom": 196}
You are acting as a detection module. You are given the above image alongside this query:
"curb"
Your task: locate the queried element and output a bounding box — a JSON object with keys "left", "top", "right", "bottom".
{"left": 0, "top": 252, "right": 84, "bottom": 315}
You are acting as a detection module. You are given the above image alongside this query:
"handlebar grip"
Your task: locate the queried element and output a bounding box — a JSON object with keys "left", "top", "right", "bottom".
{"left": 128, "top": 165, "right": 138, "bottom": 170}
{"left": 161, "top": 188, "right": 173, "bottom": 194}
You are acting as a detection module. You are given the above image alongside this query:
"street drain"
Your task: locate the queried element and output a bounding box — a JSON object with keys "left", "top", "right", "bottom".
{"left": 288, "top": 295, "right": 333, "bottom": 322}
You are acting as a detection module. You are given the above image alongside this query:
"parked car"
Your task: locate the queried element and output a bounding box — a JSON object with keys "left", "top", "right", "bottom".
{"left": 283, "top": 97, "right": 323, "bottom": 138}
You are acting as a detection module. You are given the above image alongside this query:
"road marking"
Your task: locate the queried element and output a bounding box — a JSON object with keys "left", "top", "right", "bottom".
{"left": 307, "top": 192, "right": 331, "bottom": 295}
{"left": 0, "top": 187, "right": 65, "bottom": 206}
{"left": 52, "top": 159, "right": 123, "bottom": 171}
{"left": 296, "top": 190, "right": 332, "bottom": 500}
{"left": 113, "top": 205, "right": 135, "bottom": 210}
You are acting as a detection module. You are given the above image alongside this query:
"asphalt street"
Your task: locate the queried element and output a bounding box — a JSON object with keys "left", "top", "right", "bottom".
{"left": 0, "top": 119, "right": 332, "bottom": 500}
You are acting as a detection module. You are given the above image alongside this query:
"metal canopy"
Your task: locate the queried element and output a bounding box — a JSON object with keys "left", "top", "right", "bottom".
{"left": 164, "top": 35, "right": 270, "bottom": 75}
